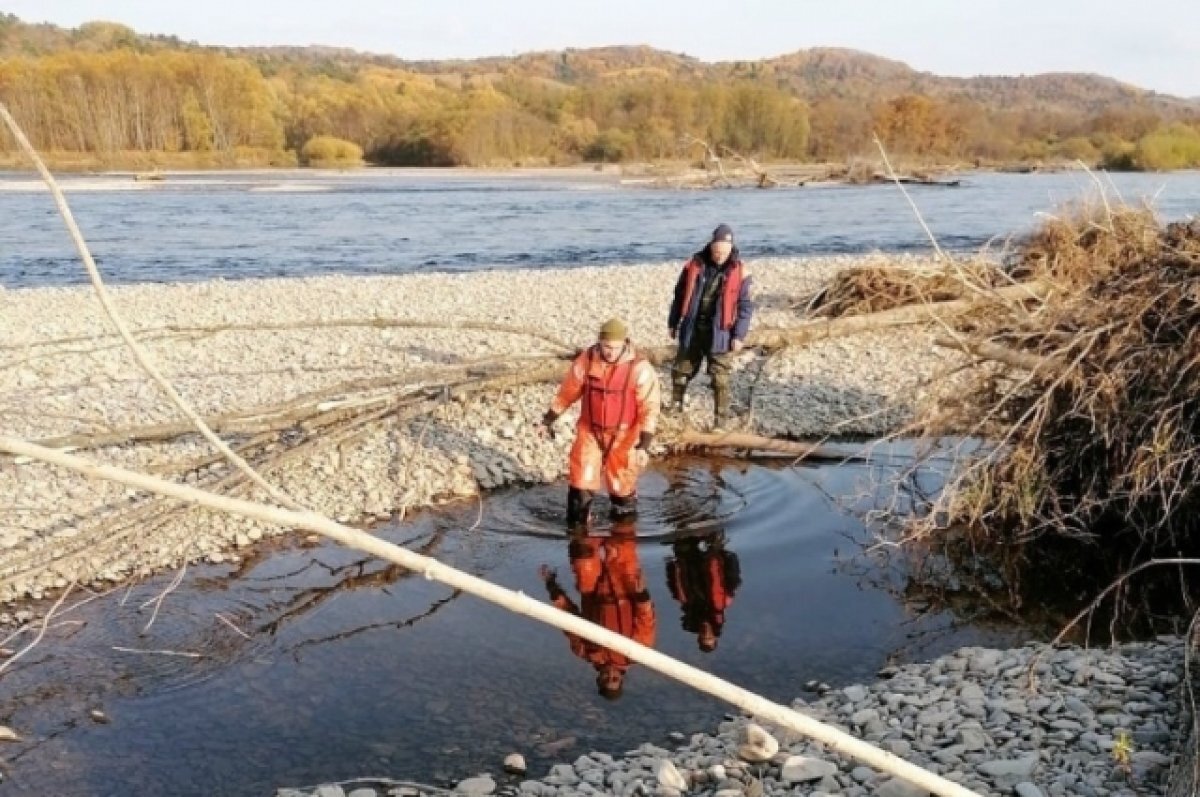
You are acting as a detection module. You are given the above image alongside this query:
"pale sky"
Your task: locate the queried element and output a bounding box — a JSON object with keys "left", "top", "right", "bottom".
{"left": 8, "top": 0, "right": 1200, "bottom": 97}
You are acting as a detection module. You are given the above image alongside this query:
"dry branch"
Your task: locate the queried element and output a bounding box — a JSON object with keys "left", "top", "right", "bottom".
{"left": 673, "top": 431, "right": 861, "bottom": 459}
{"left": 933, "top": 336, "right": 1058, "bottom": 373}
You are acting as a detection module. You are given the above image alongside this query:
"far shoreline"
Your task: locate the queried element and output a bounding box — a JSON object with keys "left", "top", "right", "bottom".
{"left": 0, "top": 157, "right": 1155, "bottom": 180}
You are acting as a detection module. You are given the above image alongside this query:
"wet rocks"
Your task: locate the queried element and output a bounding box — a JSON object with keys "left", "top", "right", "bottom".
{"left": 503, "top": 753, "right": 527, "bottom": 776}
{"left": 736, "top": 723, "right": 780, "bottom": 762}
{"left": 277, "top": 637, "right": 1184, "bottom": 797}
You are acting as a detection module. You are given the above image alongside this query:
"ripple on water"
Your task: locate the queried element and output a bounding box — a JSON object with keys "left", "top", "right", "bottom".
{"left": 479, "top": 461, "right": 750, "bottom": 542}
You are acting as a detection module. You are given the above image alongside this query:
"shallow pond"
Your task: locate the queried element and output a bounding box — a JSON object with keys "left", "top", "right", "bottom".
{"left": 0, "top": 455, "right": 1034, "bottom": 796}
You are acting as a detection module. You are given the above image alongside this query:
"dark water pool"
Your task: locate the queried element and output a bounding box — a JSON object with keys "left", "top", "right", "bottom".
{"left": 0, "top": 456, "right": 1033, "bottom": 796}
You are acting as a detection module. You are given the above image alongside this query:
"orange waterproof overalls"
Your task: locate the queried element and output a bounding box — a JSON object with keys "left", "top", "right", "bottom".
{"left": 549, "top": 344, "right": 661, "bottom": 499}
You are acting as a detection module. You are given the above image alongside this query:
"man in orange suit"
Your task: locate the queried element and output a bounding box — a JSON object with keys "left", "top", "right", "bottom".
{"left": 541, "top": 318, "right": 661, "bottom": 527}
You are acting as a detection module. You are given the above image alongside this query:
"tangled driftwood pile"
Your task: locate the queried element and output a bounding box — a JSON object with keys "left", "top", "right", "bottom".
{"left": 917, "top": 208, "right": 1200, "bottom": 559}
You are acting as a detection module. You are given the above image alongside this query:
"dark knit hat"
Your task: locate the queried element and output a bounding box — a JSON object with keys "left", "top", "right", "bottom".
{"left": 711, "top": 224, "right": 734, "bottom": 243}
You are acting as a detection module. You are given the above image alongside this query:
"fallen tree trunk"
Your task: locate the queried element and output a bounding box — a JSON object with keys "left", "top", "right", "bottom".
{"left": 871, "top": 173, "right": 960, "bottom": 187}
{"left": 3, "top": 318, "right": 576, "bottom": 356}
{"left": 933, "top": 335, "right": 1058, "bottom": 373}
{"left": 752, "top": 281, "right": 1046, "bottom": 351}
{"left": 673, "top": 431, "right": 862, "bottom": 460}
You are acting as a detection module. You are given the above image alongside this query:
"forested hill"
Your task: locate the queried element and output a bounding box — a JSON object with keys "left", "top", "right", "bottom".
{"left": 2, "top": 13, "right": 1199, "bottom": 169}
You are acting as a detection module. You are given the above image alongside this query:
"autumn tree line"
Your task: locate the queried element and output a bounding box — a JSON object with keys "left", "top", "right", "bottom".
{"left": 2, "top": 31, "right": 1199, "bottom": 170}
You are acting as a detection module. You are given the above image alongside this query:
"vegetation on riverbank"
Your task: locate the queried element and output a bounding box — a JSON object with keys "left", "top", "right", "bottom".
{"left": 882, "top": 207, "right": 1200, "bottom": 636}
{"left": 2, "top": 14, "right": 1199, "bottom": 171}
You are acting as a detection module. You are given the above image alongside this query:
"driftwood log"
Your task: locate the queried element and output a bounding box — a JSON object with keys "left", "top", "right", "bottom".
{"left": 933, "top": 335, "right": 1058, "bottom": 373}
{"left": 870, "top": 173, "right": 960, "bottom": 187}
{"left": 673, "top": 431, "right": 862, "bottom": 460}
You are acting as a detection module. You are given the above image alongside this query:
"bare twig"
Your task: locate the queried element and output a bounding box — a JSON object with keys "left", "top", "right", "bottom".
{"left": 0, "top": 582, "right": 75, "bottom": 677}
{"left": 873, "top": 133, "right": 950, "bottom": 263}
{"left": 111, "top": 646, "right": 203, "bottom": 658}
{"left": 1047, "top": 559, "right": 1200, "bottom": 651}
{"left": 139, "top": 561, "right": 188, "bottom": 635}
{"left": 215, "top": 613, "right": 252, "bottom": 640}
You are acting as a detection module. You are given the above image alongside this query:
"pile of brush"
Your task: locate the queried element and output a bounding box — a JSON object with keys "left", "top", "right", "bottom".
{"left": 804, "top": 261, "right": 1006, "bottom": 318}
{"left": 915, "top": 204, "right": 1200, "bottom": 565}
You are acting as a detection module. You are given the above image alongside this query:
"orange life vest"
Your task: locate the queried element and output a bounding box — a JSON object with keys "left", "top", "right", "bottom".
{"left": 679, "top": 258, "right": 745, "bottom": 330}
{"left": 582, "top": 346, "right": 642, "bottom": 431}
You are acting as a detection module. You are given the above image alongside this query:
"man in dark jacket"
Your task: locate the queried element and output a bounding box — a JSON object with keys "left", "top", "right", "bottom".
{"left": 667, "top": 223, "right": 755, "bottom": 431}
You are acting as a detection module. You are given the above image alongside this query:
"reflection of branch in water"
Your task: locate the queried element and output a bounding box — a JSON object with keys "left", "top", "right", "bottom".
{"left": 285, "top": 590, "right": 463, "bottom": 656}
{"left": 252, "top": 527, "right": 448, "bottom": 638}
{"left": 769, "top": 454, "right": 1027, "bottom": 642}
{"left": 256, "top": 561, "right": 399, "bottom": 636}
{"left": 0, "top": 619, "right": 85, "bottom": 652}
{"left": 0, "top": 717, "right": 86, "bottom": 769}
{"left": 855, "top": 548, "right": 1029, "bottom": 630}
{"left": 233, "top": 557, "right": 349, "bottom": 596}
{"left": 233, "top": 558, "right": 327, "bottom": 584}
{"left": 222, "top": 524, "right": 440, "bottom": 585}
{"left": 879, "top": 608, "right": 1011, "bottom": 667}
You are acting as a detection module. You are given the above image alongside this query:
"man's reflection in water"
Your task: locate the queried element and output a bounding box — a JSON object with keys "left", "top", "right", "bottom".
{"left": 665, "top": 530, "right": 741, "bottom": 652}
{"left": 539, "top": 516, "right": 656, "bottom": 700}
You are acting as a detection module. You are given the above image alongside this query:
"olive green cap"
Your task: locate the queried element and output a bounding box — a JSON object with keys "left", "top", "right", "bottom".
{"left": 598, "top": 317, "right": 629, "bottom": 341}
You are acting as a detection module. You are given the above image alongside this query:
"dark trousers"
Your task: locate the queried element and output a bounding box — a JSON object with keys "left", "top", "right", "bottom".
{"left": 671, "top": 323, "right": 733, "bottom": 412}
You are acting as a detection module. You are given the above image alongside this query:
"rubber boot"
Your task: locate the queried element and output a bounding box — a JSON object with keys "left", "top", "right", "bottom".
{"left": 712, "top": 381, "right": 733, "bottom": 432}
{"left": 665, "top": 381, "right": 687, "bottom": 415}
{"left": 609, "top": 493, "right": 638, "bottom": 519}
{"left": 566, "top": 487, "right": 594, "bottom": 529}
